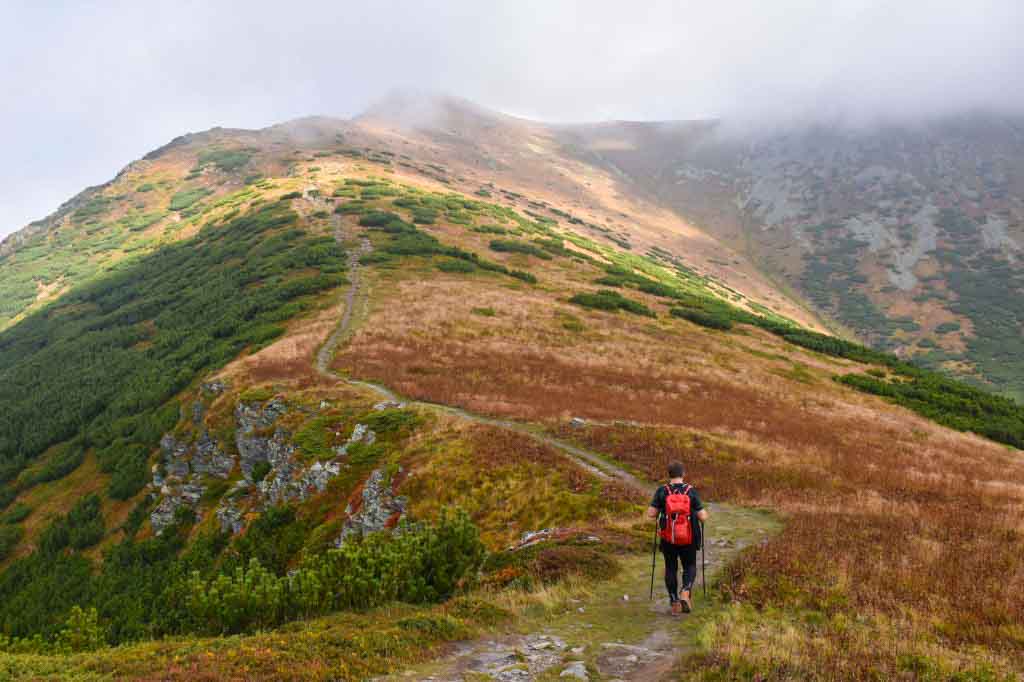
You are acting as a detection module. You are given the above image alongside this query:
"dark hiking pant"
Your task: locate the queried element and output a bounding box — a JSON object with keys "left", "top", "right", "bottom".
{"left": 661, "top": 540, "right": 697, "bottom": 601}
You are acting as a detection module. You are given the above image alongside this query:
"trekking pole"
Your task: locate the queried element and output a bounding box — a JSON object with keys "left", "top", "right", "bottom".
{"left": 700, "top": 519, "right": 707, "bottom": 599}
{"left": 649, "top": 521, "right": 658, "bottom": 600}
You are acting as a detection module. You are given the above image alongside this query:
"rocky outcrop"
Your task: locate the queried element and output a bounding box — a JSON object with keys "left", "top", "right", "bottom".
{"left": 235, "top": 399, "right": 290, "bottom": 481}
{"left": 335, "top": 468, "right": 407, "bottom": 546}
{"left": 215, "top": 483, "right": 249, "bottom": 535}
{"left": 333, "top": 423, "right": 376, "bottom": 457}
{"left": 191, "top": 431, "right": 234, "bottom": 479}
{"left": 151, "top": 482, "right": 205, "bottom": 534}
{"left": 159, "top": 434, "right": 191, "bottom": 481}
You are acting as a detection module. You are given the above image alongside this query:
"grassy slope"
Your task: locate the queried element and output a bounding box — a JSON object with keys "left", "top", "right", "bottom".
{"left": 0, "top": 133, "right": 1021, "bottom": 679}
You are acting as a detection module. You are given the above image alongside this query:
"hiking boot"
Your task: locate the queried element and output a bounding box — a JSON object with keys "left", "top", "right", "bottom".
{"left": 670, "top": 600, "right": 683, "bottom": 616}
{"left": 680, "top": 591, "right": 692, "bottom": 613}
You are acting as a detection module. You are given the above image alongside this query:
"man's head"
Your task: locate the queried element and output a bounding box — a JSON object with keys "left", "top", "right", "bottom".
{"left": 667, "top": 461, "right": 685, "bottom": 480}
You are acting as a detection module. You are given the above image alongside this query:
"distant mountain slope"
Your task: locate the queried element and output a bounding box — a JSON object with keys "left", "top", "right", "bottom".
{"left": 556, "top": 115, "right": 1024, "bottom": 397}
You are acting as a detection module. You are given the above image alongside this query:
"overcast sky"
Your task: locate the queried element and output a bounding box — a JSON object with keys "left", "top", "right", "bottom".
{"left": 2, "top": 0, "right": 1023, "bottom": 239}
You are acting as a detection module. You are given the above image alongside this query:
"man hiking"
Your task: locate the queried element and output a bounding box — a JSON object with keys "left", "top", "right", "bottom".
{"left": 646, "top": 461, "right": 708, "bottom": 615}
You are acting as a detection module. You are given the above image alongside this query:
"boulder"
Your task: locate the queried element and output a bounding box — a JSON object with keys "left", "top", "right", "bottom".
{"left": 192, "top": 431, "right": 234, "bottom": 478}
{"left": 333, "top": 423, "right": 376, "bottom": 457}
{"left": 159, "top": 434, "right": 190, "bottom": 481}
{"left": 336, "top": 468, "right": 408, "bottom": 546}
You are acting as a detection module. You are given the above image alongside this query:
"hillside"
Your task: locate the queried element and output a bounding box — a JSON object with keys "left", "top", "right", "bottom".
{"left": 0, "top": 98, "right": 1022, "bottom": 680}
{"left": 556, "top": 115, "right": 1024, "bottom": 398}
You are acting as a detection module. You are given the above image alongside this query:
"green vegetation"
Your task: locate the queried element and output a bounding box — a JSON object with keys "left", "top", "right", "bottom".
{"left": 837, "top": 370, "right": 1024, "bottom": 447}
{"left": 671, "top": 307, "right": 733, "bottom": 330}
{"left": 570, "top": 290, "right": 655, "bottom": 317}
{"left": 489, "top": 239, "right": 553, "bottom": 260}
{"left": 197, "top": 148, "right": 253, "bottom": 173}
{"left": 0, "top": 200, "right": 345, "bottom": 487}
{"left": 181, "top": 511, "right": 483, "bottom": 635}
{"left": 352, "top": 203, "right": 538, "bottom": 285}
{"left": 436, "top": 258, "right": 475, "bottom": 273}
{"left": 169, "top": 188, "right": 213, "bottom": 211}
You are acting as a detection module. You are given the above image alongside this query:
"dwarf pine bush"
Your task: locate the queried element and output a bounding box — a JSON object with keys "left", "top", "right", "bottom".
{"left": 178, "top": 510, "right": 484, "bottom": 635}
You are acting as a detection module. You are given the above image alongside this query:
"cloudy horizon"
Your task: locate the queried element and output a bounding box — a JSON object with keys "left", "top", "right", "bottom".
{"left": 2, "top": 0, "right": 1022, "bottom": 239}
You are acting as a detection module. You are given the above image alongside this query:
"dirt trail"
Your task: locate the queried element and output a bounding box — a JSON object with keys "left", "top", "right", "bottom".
{"left": 315, "top": 228, "right": 646, "bottom": 493}
{"left": 316, "top": 226, "right": 775, "bottom": 681}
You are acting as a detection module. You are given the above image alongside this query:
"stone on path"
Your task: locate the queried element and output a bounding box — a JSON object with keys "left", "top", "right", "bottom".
{"left": 560, "top": 661, "right": 589, "bottom": 679}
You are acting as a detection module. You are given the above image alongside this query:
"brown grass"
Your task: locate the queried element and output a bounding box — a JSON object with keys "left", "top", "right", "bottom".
{"left": 565, "top": 420, "right": 1024, "bottom": 677}
{"left": 331, "top": 249, "right": 1024, "bottom": 677}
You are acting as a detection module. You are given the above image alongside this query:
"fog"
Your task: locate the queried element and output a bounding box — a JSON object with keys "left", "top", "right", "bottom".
{"left": 2, "top": 0, "right": 1022, "bottom": 238}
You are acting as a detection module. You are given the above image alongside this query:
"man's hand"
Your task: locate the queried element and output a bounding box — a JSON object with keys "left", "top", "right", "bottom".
{"left": 697, "top": 508, "right": 709, "bottom": 522}
{"left": 646, "top": 505, "right": 659, "bottom": 520}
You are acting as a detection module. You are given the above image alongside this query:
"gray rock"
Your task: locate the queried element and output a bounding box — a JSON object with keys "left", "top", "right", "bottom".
{"left": 373, "top": 400, "right": 406, "bottom": 411}
{"left": 192, "top": 431, "right": 234, "bottom": 479}
{"left": 570, "top": 417, "right": 587, "bottom": 428}
{"left": 336, "top": 468, "right": 408, "bottom": 546}
{"left": 333, "top": 423, "right": 376, "bottom": 457}
{"left": 235, "top": 399, "right": 291, "bottom": 481}
{"left": 151, "top": 463, "right": 165, "bottom": 488}
{"left": 191, "top": 401, "right": 205, "bottom": 425}
{"left": 160, "top": 434, "right": 190, "bottom": 481}
{"left": 150, "top": 495, "right": 182, "bottom": 534}
{"left": 560, "top": 661, "right": 589, "bottom": 680}
{"left": 201, "top": 380, "right": 226, "bottom": 396}
{"left": 216, "top": 497, "right": 245, "bottom": 535}
{"left": 151, "top": 483, "right": 204, "bottom": 534}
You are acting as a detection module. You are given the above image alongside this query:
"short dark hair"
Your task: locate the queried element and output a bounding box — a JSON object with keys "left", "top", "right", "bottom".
{"left": 667, "top": 461, "right": 685, "bottom": 478}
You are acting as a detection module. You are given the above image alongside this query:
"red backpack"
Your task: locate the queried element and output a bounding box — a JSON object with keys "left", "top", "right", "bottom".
{"left": 659, "top": 484, "right": 693, "bottom": 545}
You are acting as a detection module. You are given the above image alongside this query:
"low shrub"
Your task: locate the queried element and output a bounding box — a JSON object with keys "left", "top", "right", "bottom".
{"left": 489, "top": 239, "right": 553, "bottom": 260}
{"left": 570, "top": 290, "right": 655, "bottom": 317}
{"left": 176, "top": 510, "right": 484, "bottom": 635}
{"left": 437, "top": 259, "right": 475, "bottom": 273}
{"left": 169, "top": 188, "right": 212, "bottom": 211}
{"left": 671, "top": 307, "right": 734, "bottom": 330}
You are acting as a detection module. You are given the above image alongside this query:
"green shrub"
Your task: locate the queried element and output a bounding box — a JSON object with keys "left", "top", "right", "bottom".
{"left": 135, "top": 183, "right": 155, "bottom": 193}
{"left": 437, "top": 259, "right": 475, "bottom": 273}
{"left": 169, "top": 188, "right": 212, "bottom": 211}
{"left": 251, "top": 461, "right": 272, "bottom": 484}
{"left": 411, "top": 207, "right": 439, "bottom": 224}
{"left": 176, "top": 510, "right": 485, "bottom": 635}
{"left": 359, "top": 211, "right": 402, "bottom": 228}
{"left": 0, "top": 504, "right": 30, "bottom": 525}
{"left": 671, "top": 307, "right": 733, "bottom": 330}
{"left": 570, "top": 290, "right": 655, "bottom": 317}
{"left": 489, "top": 239, "right": 552, "bottom": 260}
{"left": 509, "top": 270, "right": 537, "bottom": 284}
{"left": 0, "top": 524, "right": 23, "bottom": 561}
{"left": 197, "top": 149, "right": 252, "bottom": 173}
{"left": 473, "top": 225, "right": 507, "bottom": 235}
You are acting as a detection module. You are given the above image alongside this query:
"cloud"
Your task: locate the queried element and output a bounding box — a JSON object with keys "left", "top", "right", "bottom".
{"left": 2, "top": 0, "right": 1022, "bottom": 237}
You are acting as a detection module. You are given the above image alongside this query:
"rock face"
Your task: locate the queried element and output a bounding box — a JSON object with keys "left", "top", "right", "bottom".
{"left": 192, "top": 431, "right": 234, "bottom": 478}
{"left": 151, "top": 406, "right": 235, "bottom": 533}
{"left": 150, "top": 481, "right": 206, "bottom": 534}
{"left": 235, "top": 399, "right": 291, "bottom": 481}
{"left": 335, "top": 467, "right": 408, "bottom": 546}
{"left": 215, "top": 483, "right": 248, "bottom": 535}
{"left": 160, "top": 434, "right": 191, "bottom": 481}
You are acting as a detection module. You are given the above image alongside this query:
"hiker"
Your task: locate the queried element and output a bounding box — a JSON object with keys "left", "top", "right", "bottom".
{"left": 647, "top": 461, "right": 708, "bottom": 615}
